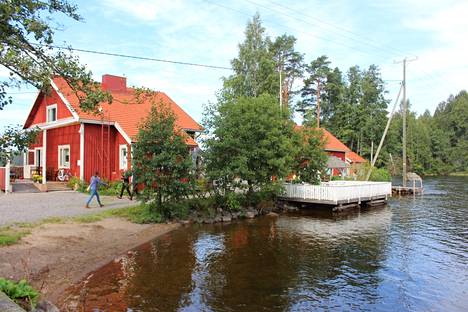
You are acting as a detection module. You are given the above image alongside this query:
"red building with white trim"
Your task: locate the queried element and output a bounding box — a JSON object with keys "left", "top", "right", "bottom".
{"left": 23, "top": 75, "right": 202, "bottom": 186}
{"left": 295, "top": 126, "right": 367, "bottom": 177}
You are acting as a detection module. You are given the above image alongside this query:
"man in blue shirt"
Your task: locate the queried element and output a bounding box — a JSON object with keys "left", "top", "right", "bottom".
{"left": 85, "top": 171, "right": 107, "bottom": 208}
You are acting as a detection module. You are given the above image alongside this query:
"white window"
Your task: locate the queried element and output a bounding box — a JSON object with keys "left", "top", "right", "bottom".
{"left": 46, "top": 104, "right": 57, "bottom": 123}
{"left": 58, "top": 145, "right": 70, "bottom": 168}
{"left": 119, "top": 145, "right": 128, "bottom": 170}
{"left": 35, "top": 148, "right": 42, "bottom": 167}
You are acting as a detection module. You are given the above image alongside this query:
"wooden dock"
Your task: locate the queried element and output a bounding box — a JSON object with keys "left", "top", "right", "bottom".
{"left": 391, "top": 185, "right": 423, "bottom": 195}
{"left": 279, "top": 181, "right": 392, "bottom": 211}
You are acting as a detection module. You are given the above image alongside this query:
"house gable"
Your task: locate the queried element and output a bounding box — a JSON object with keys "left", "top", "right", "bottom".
{"left": 24, "top": 87, "right": 76, "bottom": 128}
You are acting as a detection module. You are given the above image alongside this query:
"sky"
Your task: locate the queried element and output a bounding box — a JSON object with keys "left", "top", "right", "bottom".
{"left": 1, "top": 0, "right": 467, "bottom": 130}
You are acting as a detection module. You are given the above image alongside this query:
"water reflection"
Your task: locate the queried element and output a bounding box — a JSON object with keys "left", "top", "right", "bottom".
{"left": 61, "top": 177, "right": 468, "bottom": 312}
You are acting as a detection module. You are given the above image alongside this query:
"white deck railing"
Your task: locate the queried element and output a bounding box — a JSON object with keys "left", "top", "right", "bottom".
{"left": 282, "top": 181, "right": 392, "bottom": 204}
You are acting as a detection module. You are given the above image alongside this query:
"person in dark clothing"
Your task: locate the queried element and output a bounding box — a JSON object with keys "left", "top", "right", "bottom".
{"left": 118, "top": 169, "right": 133, "bottom": 200}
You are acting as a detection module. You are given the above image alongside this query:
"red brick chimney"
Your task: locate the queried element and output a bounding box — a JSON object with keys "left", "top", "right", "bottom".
{"left": 101, "top": 74, "right": 127, "bottom": 92}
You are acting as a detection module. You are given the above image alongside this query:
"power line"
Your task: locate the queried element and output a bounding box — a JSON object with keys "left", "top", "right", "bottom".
{"left": 243, "top": 0, "right": 401, "bottom": 59}
{"left": 262, "top": 0, "right": 410, "bottom": 58}
{"left": 203, "top": 0, "right": 392, "bottom": 61}
{"left": 37, "top": 44, "right": 233, "bottom": 70}
{"left": 238, "top": 0, "right": 455, "bottom": 95}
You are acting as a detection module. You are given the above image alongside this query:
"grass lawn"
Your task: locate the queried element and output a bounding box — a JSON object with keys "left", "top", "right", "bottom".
{"left": 0, "top": 205, "right": 148, "bottom": 246}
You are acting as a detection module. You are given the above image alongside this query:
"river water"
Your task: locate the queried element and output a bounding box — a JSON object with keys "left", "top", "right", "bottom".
{"left": 63, "top": 177, "right": 467, "bottom": 311}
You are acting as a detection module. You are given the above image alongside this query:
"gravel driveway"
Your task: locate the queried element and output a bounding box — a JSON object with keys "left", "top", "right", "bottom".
{"left": 0, "top": 191, "right": 134, "bottom": 226}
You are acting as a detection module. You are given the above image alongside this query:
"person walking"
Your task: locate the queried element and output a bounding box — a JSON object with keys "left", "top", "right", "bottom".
{"left": 118, "top": 169, "right": 132, "bottom": 200}
{"left": 85, "top": 171, "right": 107, "bottom": 208}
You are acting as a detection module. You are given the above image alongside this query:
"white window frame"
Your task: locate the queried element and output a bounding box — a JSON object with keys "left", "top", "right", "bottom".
{"left": 58, "top": 144, "right": 71, "bottom": 169}
{"left": 34, "top": 147, "right": 42, "bottom": 167}
{"left": 119, "top": 144, "right": 128, "bottom": 170}
{"left": 46, "top": 104, "right": 57, "bottom": 123}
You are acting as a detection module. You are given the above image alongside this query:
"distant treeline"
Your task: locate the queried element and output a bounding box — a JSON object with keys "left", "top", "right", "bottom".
{"left": 218, "top": 14, "right": 467, "bottom": 176}
{"left": 383, "top": 91, "right": 467, "bottom": 175}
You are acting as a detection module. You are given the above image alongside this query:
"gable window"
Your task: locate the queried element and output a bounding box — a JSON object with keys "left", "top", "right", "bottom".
{"left": 119, "top": 145, "right": 128, "bottom": 170}
{"left": 46, "top": 104, "right": 57, "bottom": 122}
{"left": 58, "top": 145, "right": 70, "bottom": 168}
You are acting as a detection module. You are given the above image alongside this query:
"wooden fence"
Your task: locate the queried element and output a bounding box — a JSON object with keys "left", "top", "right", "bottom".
{"left": 0, "top": 162, "right": 11, "bottom": 193}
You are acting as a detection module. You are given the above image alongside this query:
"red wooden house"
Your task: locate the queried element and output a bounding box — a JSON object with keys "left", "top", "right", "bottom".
{"left": 23, "top": 75, "right": 202, "bottom": 187}
{"left": 295, "top": 126, "right": 366, "bottom": 177}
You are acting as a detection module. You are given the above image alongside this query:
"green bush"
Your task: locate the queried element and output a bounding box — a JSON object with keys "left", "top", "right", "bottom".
{"left": 165, "top": 201, "right": 190, "bottom": 220}
{"left": 225, "top": 192, "right": 241, "bottom": 211}
{"left": 0, "top": 278, "right": 39, "bottom": 309}
{"left": 67, "top": 176, "right": 88, "bottom": 192}
{"left": 369, "top": 168, "right": 392, "bottom": 182}
{"left": 99, "top": 181, "right": 123, "bottom": 196}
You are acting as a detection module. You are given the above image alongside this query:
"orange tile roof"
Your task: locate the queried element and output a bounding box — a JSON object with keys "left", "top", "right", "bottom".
{"left": 319, "top": 128, "right": 351, "bottom": 152}
{"left": 347, "top": 151, "right": 366, "bottom": 163}
{"left": 52, "top": 77, "right": 202, "bottom": 142}
{"left": 294, "top": 125, "right": 350, "bottom": 152}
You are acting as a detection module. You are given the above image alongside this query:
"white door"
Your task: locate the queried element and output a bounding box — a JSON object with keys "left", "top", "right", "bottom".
{"left": 23, "top": 152, "right": 31, "bottom": 179}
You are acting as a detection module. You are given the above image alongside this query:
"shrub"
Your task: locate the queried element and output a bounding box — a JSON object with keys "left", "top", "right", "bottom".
{"left": 67, "top": 176, "right": 88, "bottom": 191}
{"left": 369, "top": 168, "right": 392, "bottom": 182}
{"left": 225, "top": 192, "right": 241, "bottom": 212}
{"left": 99, "top": 181, "right": 123, "bottom": 196}
{"left": 0, "top": 278, "right": 39, "bottom": 309}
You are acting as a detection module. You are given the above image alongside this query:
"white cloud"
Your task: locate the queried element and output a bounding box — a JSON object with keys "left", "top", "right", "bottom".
{"left": 101, "top": 0, "right": 185, "bottom": 22}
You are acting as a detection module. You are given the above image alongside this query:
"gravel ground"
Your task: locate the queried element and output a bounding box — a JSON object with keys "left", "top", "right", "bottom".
{"left": 0, "top": 191, "right": 134, "bottom": 226}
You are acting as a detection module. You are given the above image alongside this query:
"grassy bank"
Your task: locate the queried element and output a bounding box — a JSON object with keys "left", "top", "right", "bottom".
{"left": 0, "top": 205, "right": 142, "bottom": 246}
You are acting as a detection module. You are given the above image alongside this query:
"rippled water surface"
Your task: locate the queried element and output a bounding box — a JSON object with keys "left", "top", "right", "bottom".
{"left": 63, "top": 177, "right": 467, "bottom": 311}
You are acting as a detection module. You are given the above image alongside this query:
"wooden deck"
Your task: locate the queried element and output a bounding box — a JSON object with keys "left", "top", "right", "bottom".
{"left": 279, "top": 181, "right": 392, "bottom": 209}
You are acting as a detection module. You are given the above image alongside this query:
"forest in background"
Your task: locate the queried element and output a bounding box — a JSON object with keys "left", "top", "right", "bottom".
{"left": 222, "top": 14, "right": 467, "bottom": 176}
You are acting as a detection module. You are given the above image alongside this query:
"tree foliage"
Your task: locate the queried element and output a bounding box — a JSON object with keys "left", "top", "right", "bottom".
{"left": 222, "top": 13, "right": 303, "bottom": 108}
{"left": 132, "top": 102, "right": 194, "bottom": 218}
{"left": 0, "top": 0, "right": 111, "bottom": 111}
{"left": 0, "top": 125, "right": 38, "bottom": 162}
{"left": 204, "top": 95, "right": 296, "bottom": 195}
{"left": 385, "top": 91, "right": 468, "bottom": 175}
{"left": 293, "top": 127, "right": 327, "bottom": 184}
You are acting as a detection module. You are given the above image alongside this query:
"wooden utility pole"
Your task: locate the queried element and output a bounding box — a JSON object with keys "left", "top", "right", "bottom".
{"left": 316, "top": 79, "right": 321, "bottom": 128}
{"left": 394, "top": 57, "right": 417, "bottom": 187}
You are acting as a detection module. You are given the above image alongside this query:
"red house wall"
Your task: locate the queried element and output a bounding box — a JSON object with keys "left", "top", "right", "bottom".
{"left": 28, "top": 90, "right": 73, "bottom": 125}
{"left": 28, "top": 125, "right": 81, "bottom": 179}
{"left": 46, "top": 125, "right": 81, "bottom": 179}
{"left": 83, "top": 124, "right": 130, "bottom": 182}
{"left": 327, "top": 151, "right": 346, "bottom": 161}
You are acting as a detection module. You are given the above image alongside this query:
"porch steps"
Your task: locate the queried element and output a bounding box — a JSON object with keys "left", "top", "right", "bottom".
{"left": 46, "top": 182, "right": 72, "bottom": 192}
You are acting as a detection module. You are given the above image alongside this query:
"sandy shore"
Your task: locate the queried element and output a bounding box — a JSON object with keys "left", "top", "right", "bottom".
{"left": 0, "top": 218, "right": 179, "bottom": 304}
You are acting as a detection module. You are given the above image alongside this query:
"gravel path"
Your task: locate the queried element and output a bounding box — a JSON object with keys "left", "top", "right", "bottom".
{"left": 0, "top": 191, "right": 135, "bottom": 226}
